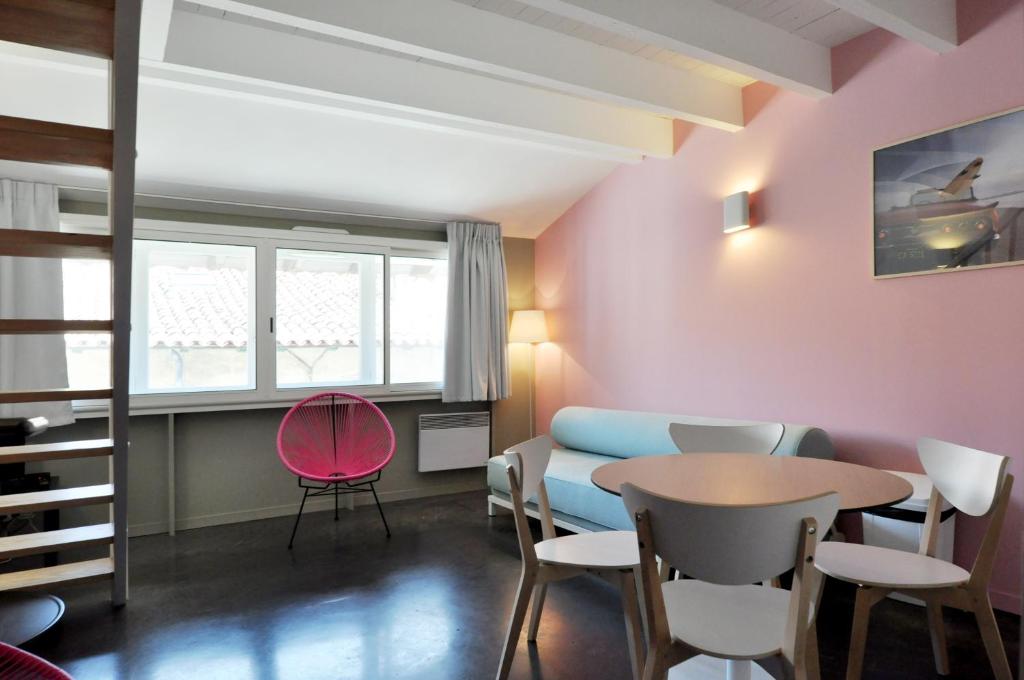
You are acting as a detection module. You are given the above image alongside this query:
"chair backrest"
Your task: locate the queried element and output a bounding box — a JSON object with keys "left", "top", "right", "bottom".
{"left": 277, "top": 392, "right": 396, "bottom": 483}
{"left": 0, "top": 642, "right": 72, "bottom": 680}
{"left": 622, "top": 483, "right": 839, "bottom": 585}
{"left": 918, "top": 437, "right": 1009, "bottom": 517}
{"left": 504, "top": 435, "right": 555, "bottom": 557}
{"left": 669, "top": 422, "right": 785, "bottom": 455}
{"left": 503, "top": 435, "right": 553, "bottom": 503}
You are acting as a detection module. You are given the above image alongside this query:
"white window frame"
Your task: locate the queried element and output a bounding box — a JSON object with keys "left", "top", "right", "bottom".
{"left": 61, "top": 214, "right": 448, "bottom": 415}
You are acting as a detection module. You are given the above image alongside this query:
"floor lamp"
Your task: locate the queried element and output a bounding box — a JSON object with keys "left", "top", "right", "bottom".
{"left": 508, "top": 310, "right": 548, "bottom": 438}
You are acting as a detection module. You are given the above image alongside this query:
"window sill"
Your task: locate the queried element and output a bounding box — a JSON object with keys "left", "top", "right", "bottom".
{"left": 72, "top": 389, "right": 444, "bottom": 419}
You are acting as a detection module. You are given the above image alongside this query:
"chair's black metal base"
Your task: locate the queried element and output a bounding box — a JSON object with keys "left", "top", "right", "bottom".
{"left": 287, "top": 472, "right": 391, "bottom": 549}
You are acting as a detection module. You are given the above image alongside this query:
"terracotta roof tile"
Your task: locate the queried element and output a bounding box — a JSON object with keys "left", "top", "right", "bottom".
{"left": 66, "top": 265, "right": 444, "bottom": 350}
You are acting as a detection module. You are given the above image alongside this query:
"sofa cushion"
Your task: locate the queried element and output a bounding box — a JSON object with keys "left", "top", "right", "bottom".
{"left": 550, "top": 406, "right": 833, "bottom": 460}
{"left": 488, "top": 448, "right": 633, "bottom": 530}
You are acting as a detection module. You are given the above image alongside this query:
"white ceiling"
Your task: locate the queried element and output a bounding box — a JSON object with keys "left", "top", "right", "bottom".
{"left": 0, "top": 44, "right": 618, "bottom": 237}
{"left": 453, "top": 0, "right": 758, "bottom": 86}
{"left": 453, "top": 0, "right": 878, "bottom": 86}
{"left": 713, "top": 0, "right": 877, "bottom": 47}
{"left": 0, "top": 0, "right": 954, "bottom": 238}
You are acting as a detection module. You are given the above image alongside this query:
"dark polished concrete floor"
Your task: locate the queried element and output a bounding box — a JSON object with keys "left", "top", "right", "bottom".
{"left": 27, "top": 490, "right": 1019, "bottom": 680}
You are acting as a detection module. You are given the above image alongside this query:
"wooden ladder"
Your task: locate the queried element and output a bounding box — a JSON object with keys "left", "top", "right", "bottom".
{"left": 0, "top": 0, "right": 140, "bottom": 606}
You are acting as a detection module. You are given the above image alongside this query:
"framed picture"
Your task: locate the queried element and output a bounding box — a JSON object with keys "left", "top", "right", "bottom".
{"left": 873, "top": 106, "right": 1024, "bottom": 278}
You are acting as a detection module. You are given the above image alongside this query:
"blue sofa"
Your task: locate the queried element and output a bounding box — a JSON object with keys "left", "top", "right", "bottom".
{"left": 487, "top": 406, "right": 834, "bottom": 532}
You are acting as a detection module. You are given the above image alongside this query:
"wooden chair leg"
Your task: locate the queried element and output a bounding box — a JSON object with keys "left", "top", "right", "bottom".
{"left": 526, "top": 583, "right": 547, "bottom": 642}
{"left": 972, "top": 592, "right": 1012, "bottom": 680}
{"left": 804, "top": 618, "right": 821, "bottom": 680}
{"left": 658, "top": 558, "right": 671, "bottom": 583}
{"left": 925, "top": 601, "right": 950, "bottom": 675}
{"left": 641, "top": 648, "right": 669, "bottom": 680}
{"left": 619, "top": 569, "right": 645, "bottom": 680}
{"left": 497, "top": 566, "right": 536, "bottom": 680}
{"left": 845, "top": 587, "right": 885, "bottom": 680}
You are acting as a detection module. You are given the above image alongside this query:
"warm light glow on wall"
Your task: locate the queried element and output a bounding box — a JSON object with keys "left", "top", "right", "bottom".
{"left": 727, "top": 230, "right": 756, "bottom": 249}
{"left": 730, "top": 179, "right": 761, "bottom": 196}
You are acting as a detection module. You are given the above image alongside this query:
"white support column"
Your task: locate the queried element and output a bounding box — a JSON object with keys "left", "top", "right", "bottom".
{"left": 109, "top": 0, "right": 142, "bottom": 608}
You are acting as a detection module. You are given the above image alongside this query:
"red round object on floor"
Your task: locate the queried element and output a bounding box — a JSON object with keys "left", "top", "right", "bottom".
{"left": 0, "top": 641, "right": 72, "bottom": 679}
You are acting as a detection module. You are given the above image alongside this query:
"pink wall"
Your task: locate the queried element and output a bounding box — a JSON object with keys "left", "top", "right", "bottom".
{"left": 534, "top": 0, "right": 1024, "bottom": 612}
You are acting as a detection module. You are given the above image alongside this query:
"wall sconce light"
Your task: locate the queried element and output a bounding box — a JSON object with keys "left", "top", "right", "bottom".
{"left": 723, "top": 191, "right": 751, "bottom": 234}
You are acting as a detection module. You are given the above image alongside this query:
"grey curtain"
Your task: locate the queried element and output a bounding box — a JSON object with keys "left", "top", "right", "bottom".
{"left": 442, "top": 222, "right": 510, "bottom": 402}
{"left": 0, "top": 179, "right": 74, "bottom": 426}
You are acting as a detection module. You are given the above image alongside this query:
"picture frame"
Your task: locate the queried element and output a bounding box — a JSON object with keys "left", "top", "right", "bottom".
{"left": 873, "top": 106, "right": 1024, "bottom": 278}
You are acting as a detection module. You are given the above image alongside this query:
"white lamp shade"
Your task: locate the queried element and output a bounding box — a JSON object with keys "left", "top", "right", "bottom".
{"left": 509, "top": 310, "right": 549, "bottom": 344}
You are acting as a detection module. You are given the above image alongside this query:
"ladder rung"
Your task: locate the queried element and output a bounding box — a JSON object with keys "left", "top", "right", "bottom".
{"left": 0, "top": 388, "right": 112, "bottom": 404}
{"left": 0, "top": 0, "right": 114, "bottom": 59}
{"left": 0, "top": 484, "right": 113, "bottom": 513}
{"left": 0, "top": 557, "right": 114, "bottom": 592}
{"left": 0, "top": 523, "right": 113, "bottom": 559}
{"left": 0, "top": 116, "right": 113, "bottom": 169}
{"left": 0, "top": 438, "right": 113, "bottom": 464}
{"left": 0, "top": 229, "right": 111, "bottom": 259}
{"left": 0, "top": 319, "right": 112, "bottom": 334}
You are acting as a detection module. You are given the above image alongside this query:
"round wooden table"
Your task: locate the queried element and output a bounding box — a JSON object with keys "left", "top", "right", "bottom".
{"left": 592, "top": 453, "right": 913, "bottom": 680}
{"left": 592, "top": 453, "right": 913, "bottom": 511}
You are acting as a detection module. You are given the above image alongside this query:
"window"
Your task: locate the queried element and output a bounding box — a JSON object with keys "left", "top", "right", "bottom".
{"left": 390, "top": 256, "right": 446, "bottom": 385}
{"left": 132, "top": 239, "right": 257, "bottom": 394}
{"left": 275, "top": 248, "right": 383, "bottom": 388}
{"left": 63, "top": 259, "right": 111, "bottom": 390}
{"left": 61, "top": 217, "right": 447, "bottom": 407}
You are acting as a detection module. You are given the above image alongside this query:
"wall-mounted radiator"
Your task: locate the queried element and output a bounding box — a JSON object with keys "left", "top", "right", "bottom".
{"left": 418, "top": 412, "right": 491, "bottom": 472}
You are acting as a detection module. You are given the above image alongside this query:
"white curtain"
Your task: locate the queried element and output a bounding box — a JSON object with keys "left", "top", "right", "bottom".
{"left": 0, "top": 179, "right": 74, "bottom": 426}
{"left": 442, "top": 222, "right": 510, "bottom": 402}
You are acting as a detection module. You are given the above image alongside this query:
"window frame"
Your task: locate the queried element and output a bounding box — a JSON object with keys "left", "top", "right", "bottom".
{"left": 61, "top": 214, "right": 448, "bottom": 414}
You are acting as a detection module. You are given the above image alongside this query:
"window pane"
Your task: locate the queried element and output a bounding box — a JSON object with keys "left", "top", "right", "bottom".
{"left": 133, "top": 240, "right": 256, "bottom": 393}
{"left": 62, "top": 259, "right": 111, "bottom": 390}
{"left": 276, "top": 249, "right": 384, "bottom": 388}
{"left": 390, "top": 256, "right": 446, "bottom": 384}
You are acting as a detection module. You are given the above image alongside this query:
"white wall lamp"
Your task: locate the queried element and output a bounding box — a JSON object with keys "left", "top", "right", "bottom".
{"left": 508, "top": 310, "right": 548, "bottom": 437}
{"left": 723, "top": 191, "right": 751, "bottom": 234}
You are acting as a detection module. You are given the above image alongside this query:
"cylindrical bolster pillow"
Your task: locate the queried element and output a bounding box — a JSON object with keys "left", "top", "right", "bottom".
{"left": 787, "top": 426, "right": 835, "bottom": 460}
{"left": 550, "top": 406, "right": 835, "bottom": 460}
{"left": 550, "top": 406, "right": 686, "bottom": 458}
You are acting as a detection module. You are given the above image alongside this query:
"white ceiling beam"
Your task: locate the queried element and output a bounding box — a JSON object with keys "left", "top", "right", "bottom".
{"left": 163, "top": 10, "right": 673, "bottom": 161}
{"left": 181, "top": 0, "right": 743, "bottom": 131}
{"left": 513, "top": 0, "right": 833, "bottom": 98}
{"left": 825, "top": 0, "right": 958, "bottom": 52}
{"left": 140, "top": 0, "right": 175, "bottom": 61}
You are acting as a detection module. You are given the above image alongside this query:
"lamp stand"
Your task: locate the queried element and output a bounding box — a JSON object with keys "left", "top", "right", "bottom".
{"left": 527, "top": 343, "right": 535, "bottom": 438}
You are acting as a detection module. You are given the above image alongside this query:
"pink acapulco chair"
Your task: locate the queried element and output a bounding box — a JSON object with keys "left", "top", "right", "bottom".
{"left": 0, "top": 642, "right": 72, "bottom": 680}
{"left": 277, "top": 392, "right": 396, "bottom": 548}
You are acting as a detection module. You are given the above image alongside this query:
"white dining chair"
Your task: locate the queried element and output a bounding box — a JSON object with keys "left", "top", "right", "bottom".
{"left": 621, "top": 482, "right": 839, "bottom": 680}
{"left": 496, "top": 435, "right": 645, "bottom": 680}
{"left": 665, "top": 422, "right": 788, "bottom": 584}
{"left": 815, "top": 437, "right": 1014, "bottom": 680}
{"left": 668, "top": 422, "right": 785, "bottom": 455}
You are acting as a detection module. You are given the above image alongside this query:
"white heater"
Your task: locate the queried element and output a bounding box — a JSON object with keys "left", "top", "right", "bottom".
{"left": 418, "top": 412, "right": 491, "bottom": 472}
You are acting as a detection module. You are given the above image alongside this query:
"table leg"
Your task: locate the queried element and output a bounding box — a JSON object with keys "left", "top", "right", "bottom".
{"left": 726, "top": 660, "right": 751, "bottom": 680}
